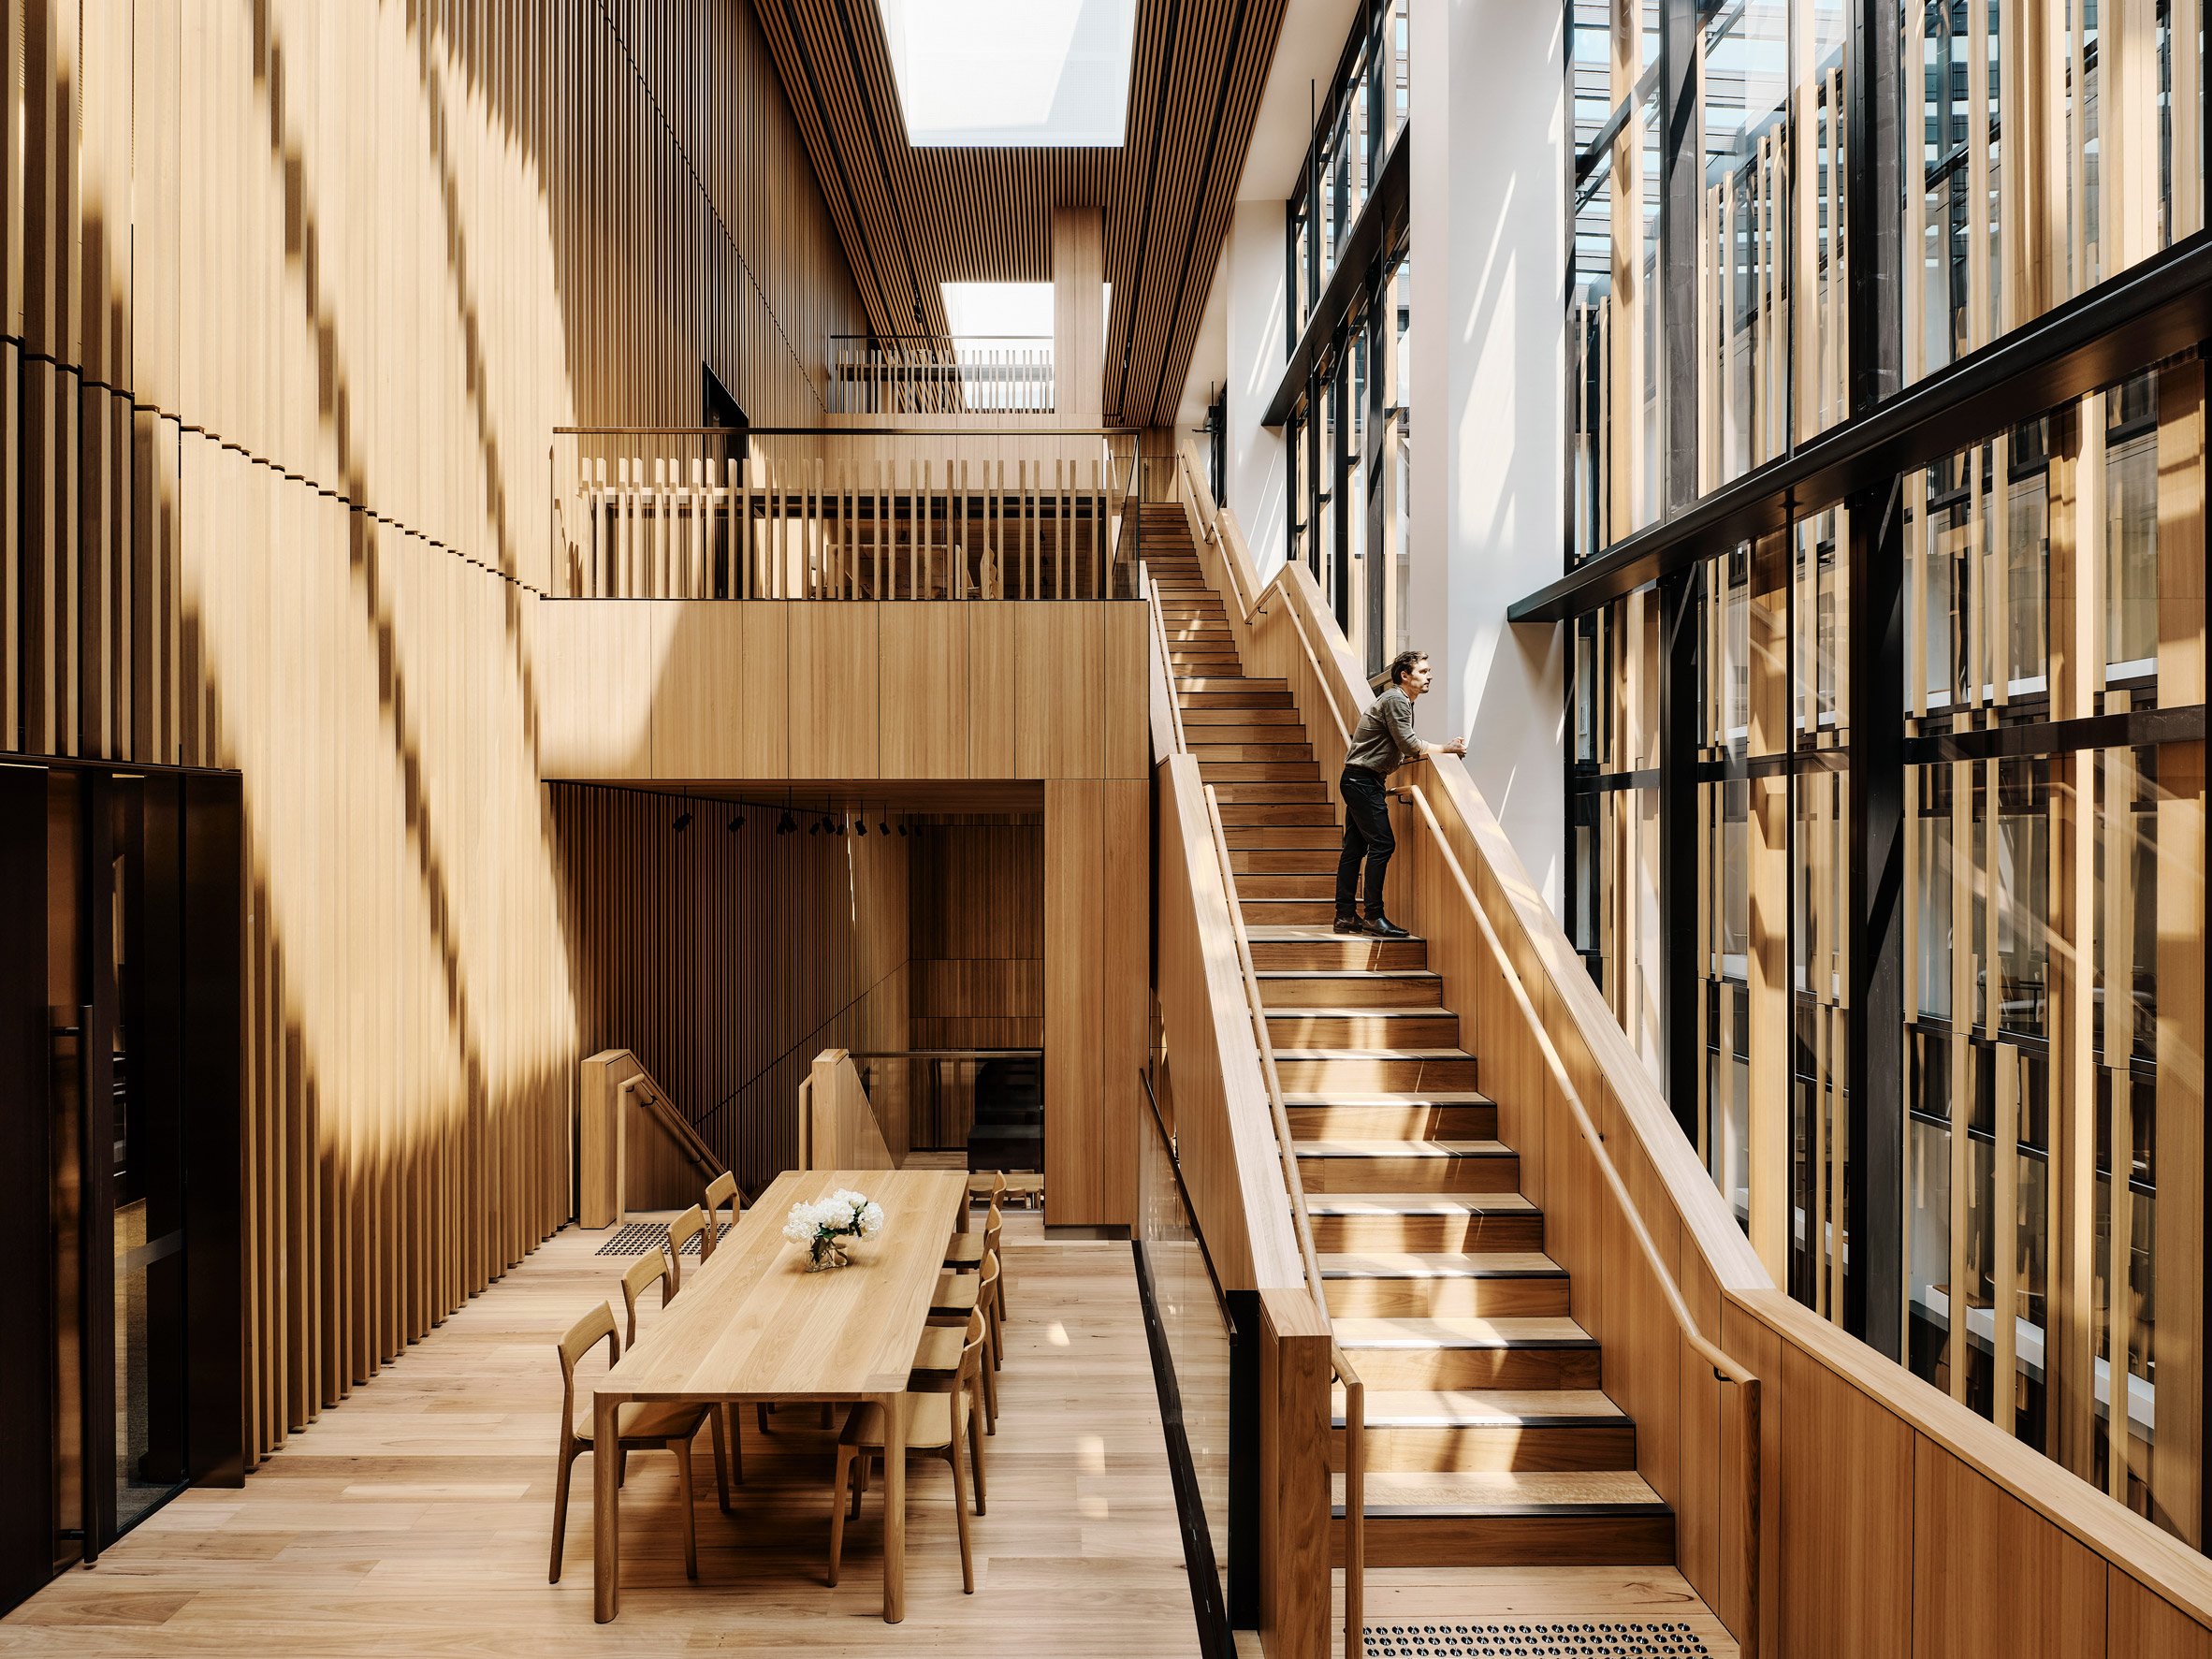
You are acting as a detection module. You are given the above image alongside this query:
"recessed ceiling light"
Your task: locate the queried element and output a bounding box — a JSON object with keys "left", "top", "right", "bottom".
{"left": 878, "top": 0, "right": 1138, "bottom": 148}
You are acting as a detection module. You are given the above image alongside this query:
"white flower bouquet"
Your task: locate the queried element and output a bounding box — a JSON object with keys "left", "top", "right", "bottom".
{"left": 783, "top": 1187, "right": 886, "bottom": 1271}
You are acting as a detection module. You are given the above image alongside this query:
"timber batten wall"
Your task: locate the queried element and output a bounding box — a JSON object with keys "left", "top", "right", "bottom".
{"left": 2, "top": 0, "right": 862, "bottom": 1464}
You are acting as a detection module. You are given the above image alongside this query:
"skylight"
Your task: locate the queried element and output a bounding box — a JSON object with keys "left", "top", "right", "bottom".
{"left": 878, "top": 0, "right": 1138, "bottom": 148}
{"left": 940, "top": 282, "right": 1056, "bottom": 340}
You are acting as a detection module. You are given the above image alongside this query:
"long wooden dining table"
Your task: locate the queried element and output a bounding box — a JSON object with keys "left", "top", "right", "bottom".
{"left": 591, "top": 1167, "right": 971, "bottom": 1623}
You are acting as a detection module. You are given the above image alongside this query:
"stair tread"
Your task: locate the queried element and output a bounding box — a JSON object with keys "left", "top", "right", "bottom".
{"left": 1295, "top": 1140, "right": 1514, "bottom": 1159}
{"left": 1320, "top": 1251, "right": 1564, "bottom": 1278}
{"left": 1336, "top": 1470, "right": 1667, "bottom": 1512}
{"left": 1303, "top": 1192, "right": 1538, "bottom": 1215}
{"left": 1257, "top": 969, "right": 1442, "bottom": 981}
{"left": 1247, "top": 925, "right": 1428, "bottom": 943}
{"left": 1333, "top": 1389, "right": 1626, "bottom": 1428}
{"left": 1332, "top": 1316, "right": 1598, "bottom": 1348}
{"left": 1270, "top": 1047, "right": 1475, "bottom": 1061}
{"left": 1266, "top": 1004, "right": 1452, "bottom": 1017}
{"left": 1283, "top": 1092, "right": 1492, "bottom": 1106}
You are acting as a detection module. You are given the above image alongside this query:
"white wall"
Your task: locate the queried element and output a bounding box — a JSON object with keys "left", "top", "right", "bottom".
{"left": 1407, "top": 0, "right": 1566, "bottom": 906}
{"left": 1223, "top": 202, "right": 1288, "bottom": 578}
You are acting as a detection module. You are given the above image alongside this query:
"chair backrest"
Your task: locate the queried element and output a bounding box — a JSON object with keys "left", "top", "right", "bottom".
{"left": 556, "top": 1302, "right": 621, "bottom": 1445}
{"left": 666, "top": 1204, "right": 707, "bottom": 1292}
{"left": 982, "top": 1201, "right": 1002, "bottom": 1253}
{"left": 956, "top": 1305, "right": 988, "bottom": 1402}
{"left": 620, "top": 1248, "right": 672, "bottom": 1346}
{"left": 702, "top": 1171, "right": 740, "bottom": 1257}
{"left": 978, "top": 1250, "right": 1000, "bottom": 1317}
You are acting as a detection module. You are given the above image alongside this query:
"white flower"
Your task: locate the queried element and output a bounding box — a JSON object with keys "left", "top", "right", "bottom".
{"left": 783, "top": 1200, "right": 826, "bottom": 1246}
{"left": 855, "top": 1201, "right": 884, "bottom": 1240}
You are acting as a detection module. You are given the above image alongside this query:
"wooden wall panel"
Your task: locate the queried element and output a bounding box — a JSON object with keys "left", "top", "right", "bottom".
{"left": 880, "top": 604, "right": 971, "bottom": 778}
{"left": 1, "top": 0, "right": 866, "bottom": 1466}
{"left": 649, "top": 601, "right": 790, "bottom": 778}
{"left": 1045, "top": 779, "right": 1146, "bottom": 1224}
{"left": 789, "top": 604, "right": 880, "bottom": 776}
{"left": 1912, "top": 1435, "right": 2110, "bottom": 1656}
{"left": 1775, "top": 1338, "right": 1913, "bottom": 1658}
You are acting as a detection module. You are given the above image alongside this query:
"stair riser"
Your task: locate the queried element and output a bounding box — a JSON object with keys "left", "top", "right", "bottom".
{"left": 1287, "top": 1105, "right": 1495, "bottom": 1138}
{"left": 1324, "top": 1276, "right": 1569, "bottom": 1318}
{"left": 1274, "top": 1056, "right": 1479, "bottom": 1090}
{"left": 1334, "top": 1422, "right": 1638, "bottom": 1475}
{"left": 1337, "top": 1346, "right": 1604, "bottom": 1391}
{"left": 1337, "top": 1510, "right": 1674, "bottom": 1569}
{"left": 1178, "top": 691, "right": 1293, "bottom": 709}
{"left": 1267, "top": 1013, "right": 1462, "bottom": 1046}
{"left": 1248, "top": 939, "right": 1429, "bottom": 970}
{"left": 1198, "top": 764, "right": 1325, "bottom": 784}
{"left": 1185, "top": 709, "right": 1303, "bottom": 727}
{"left": 1235, "top": 876, "right": 1344, "bottom": 903}
{"left": 1221, "top": 823, "right": 1340, "bottom": 845}
{"left": 1259, "top": 975, "right": 1440, "bottom": 1006}
{"left": 1191, "top": 747, "right": 1317, "bottom": 765}
{"left": 1214, "top": 808, "right": 1338, "bottom": 833}
{"left": 1297, "top": 1154, "right": 1520, "bottom": 1193}
{"left": 1205, "top": 783, "right": 1329, "bottom": 803}
{"left": 1311, "top": 1212, "right": 1544, "bottom": 1252}
{"left": 1233, "top": 851, "right": 1342, "bottom": 875}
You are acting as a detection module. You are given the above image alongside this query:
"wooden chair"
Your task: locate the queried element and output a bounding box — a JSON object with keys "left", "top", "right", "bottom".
{"left": 548, "top": 1302, "right": 729, "bottom": 1583}
{"left": 619, "top": 1247, "right": 672, "bottom": 1347}
{"left": 623, "top": 1245, "right": 743, "bottom": 1492}
{"left": 665, "top": 1204, "right": 707, "bottom": 1293}
{"left": 915, "top": 1250, "right": 999, "bottom": 1432}
{"left": 829, "top": 1311, "right": 988, "bottom": 1594}
{"left": 701, "top": 1171, "right": 741, "bottom": 1259}
{"left": 943, "top": 1199, "right": 1000, "bottom": 1271}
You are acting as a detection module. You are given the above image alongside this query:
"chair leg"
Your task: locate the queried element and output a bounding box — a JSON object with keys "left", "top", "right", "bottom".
{"left": 947, "top": 1442, "right": 975, "bottom": 1594}
{"left": 981, "top": 1328, "right": 999, "bottom": 1433}
{"left": 757, "top": 1402, "right": 773, "bottom": 1434}
{"left": 708, "top": 1410, "right": 732, "bottom": 1513}
{"left": 674, "top": 1441, "right": 699, "bottom": 1581}
{"left": 827, "top": 1444, "right": 854, "bottom": 1586}
{"left": 968, "top": 1390, "right": 988, "bottom": 1514}
{"left": 548, "top": 1447, "right": 575, "bottom": 1583}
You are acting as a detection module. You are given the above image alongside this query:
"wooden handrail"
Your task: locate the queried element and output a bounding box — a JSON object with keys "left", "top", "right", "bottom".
{"left": 1145, "top": 569, "right": 1189, "bottom": 756}
{"left": 1394, "top": 779, "right": 1760, "bottom": 1655}
{"left": 618, "top": 1073, "right": 727, "bottom": 1188}
{"left": 1197, "top": 778, "right": 1366, "bottom": 1659}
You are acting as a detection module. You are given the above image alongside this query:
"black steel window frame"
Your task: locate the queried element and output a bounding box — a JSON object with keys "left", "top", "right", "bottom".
{"left": 1548, "top": 0, "right": 2211, "bottom": 1378}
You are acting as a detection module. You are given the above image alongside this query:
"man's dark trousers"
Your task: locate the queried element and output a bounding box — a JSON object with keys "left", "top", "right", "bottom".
{"left": 1334, "top": 764, "right": 1394, "bottom": 918}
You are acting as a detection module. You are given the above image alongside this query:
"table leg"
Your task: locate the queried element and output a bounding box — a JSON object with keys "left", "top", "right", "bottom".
{"left": 593, "top": 1391, "right": 621, "bottom": 1622}
{"left": 880, "top": 1391, "right": 907, "bottom": 1623}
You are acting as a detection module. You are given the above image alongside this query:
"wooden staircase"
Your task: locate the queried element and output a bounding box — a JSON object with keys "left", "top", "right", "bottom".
{"left": 1146, "top": 503, "right": 1674, "bottom": 1570}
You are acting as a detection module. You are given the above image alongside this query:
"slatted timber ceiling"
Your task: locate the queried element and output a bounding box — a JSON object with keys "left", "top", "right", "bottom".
{"left": 749, "top": 0, "right": 1288, "bottom": 427}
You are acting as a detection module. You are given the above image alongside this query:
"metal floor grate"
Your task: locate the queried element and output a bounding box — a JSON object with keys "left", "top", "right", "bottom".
{"left": 1362, "top": 1624, "right": 1710, "bottom": 1657}
{"left": 594, "top": 1220, "right": 731, "bottom": 1258}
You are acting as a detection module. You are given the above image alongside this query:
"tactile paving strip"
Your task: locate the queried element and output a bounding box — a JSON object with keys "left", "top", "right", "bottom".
{"left": 1361, "top": 1624, "right": 1710, "bottom": 1657}
{"left": 593, "top": 1220, "right": 731, "bottom": 1257}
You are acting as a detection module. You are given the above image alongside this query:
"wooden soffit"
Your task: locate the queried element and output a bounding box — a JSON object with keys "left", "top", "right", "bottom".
{"left": 751, "top": 0, "right": 1288, "bottom": 428}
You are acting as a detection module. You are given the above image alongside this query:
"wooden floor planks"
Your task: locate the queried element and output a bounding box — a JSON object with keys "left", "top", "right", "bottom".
{"left": 0, "top": 1215, "right": 1201, "bottom": 1658}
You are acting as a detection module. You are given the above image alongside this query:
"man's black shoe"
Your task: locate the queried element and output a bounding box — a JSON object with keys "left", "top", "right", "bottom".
{"left": 1332, "top": 915, "right": 1366, "bottom": 936}
{"left": 1365, "top": 914, "right": 1410, "bottom": 939}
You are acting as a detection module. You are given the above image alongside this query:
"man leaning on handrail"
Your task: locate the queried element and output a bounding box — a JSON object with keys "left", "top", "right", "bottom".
{"left": 1334, "top": 649, "right": 1465, "bottom": 939}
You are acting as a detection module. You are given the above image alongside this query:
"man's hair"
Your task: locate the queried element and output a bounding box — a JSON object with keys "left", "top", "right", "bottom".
{"left": 1386, "top": 649, "right": 1429, "bottom": 689}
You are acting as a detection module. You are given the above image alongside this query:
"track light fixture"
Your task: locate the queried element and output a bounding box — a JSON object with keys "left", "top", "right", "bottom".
{"left": 879, "top": 815, "right": 891, "bottom": 836}
{"left": 855, "top": 815, "right": 868, "bottom": 836}
{"left": 727, "top": 813, "right": 744, "bottom": 833}
{"left": 672, "top": 811, "right": 692, "bottom": 833}
{"left": 777, "top": 809, "right": 796, "bottom": 835}
{"left": 808, "top": 818, "right": 820, "bottom": 836}
{"left": 834, "top": 815, "right": 848, "bottom": 836}
{"left": 896, "top": 820, "right": 908, "bottom": 837}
